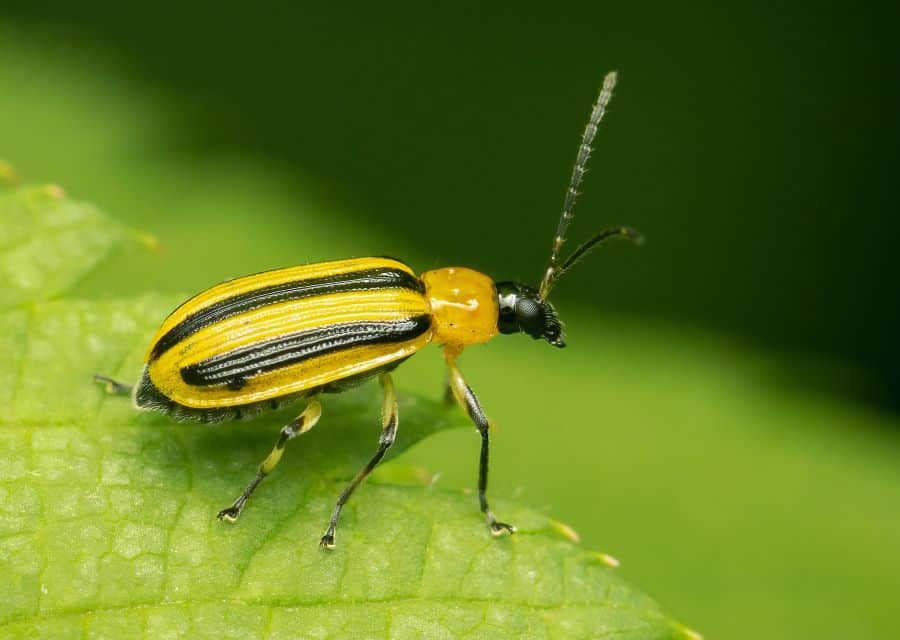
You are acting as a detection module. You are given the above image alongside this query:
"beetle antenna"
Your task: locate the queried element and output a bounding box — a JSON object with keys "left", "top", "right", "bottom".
{"left": 539, "top": 70, "right": 618, "bottom": 300}
{"left": 554, "top": 226, "right": 643, "bottom": 282}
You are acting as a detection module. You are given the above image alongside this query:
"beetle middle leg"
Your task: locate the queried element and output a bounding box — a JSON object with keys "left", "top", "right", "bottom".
{"left": 218, "top": 397, "right": 322, "bottom": 523}
{"left": 320, "top": 372, "right": 398, "bottom": 549}
{"left": 445, "top": 352, "right": 515, "bottom": 537}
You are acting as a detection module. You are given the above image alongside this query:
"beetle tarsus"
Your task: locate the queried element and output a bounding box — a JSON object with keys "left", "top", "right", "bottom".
{"left": 217, "top": 504, "right": 243, "bottom": 523}
{"left": 319, "top": 530, "right": 336, "bottom": 549}
{"left": 489, "top": 520, "right": 516, "bottom": 536}
{"left": 217, "top": 473, "right": 263, "bottom": 523}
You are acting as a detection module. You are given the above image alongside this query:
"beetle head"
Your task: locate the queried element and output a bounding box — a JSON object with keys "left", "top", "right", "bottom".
{"left": 495, "top": 282, "right": 565, "bottom": 348}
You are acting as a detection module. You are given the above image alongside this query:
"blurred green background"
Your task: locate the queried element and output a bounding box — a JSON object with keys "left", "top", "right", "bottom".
{"left": 2, "top": 2, "right": 899, "bottom": 639}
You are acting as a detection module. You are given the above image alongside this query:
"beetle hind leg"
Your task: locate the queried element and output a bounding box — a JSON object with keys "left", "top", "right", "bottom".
{"left": 217, "top": 397, "right": 322, "bottom": 523}
{"left": 93, "top": 374, "right": 133, "bottom": 396}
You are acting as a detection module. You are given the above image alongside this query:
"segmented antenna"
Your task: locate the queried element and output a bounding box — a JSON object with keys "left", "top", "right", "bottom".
{"left": 554, "top": 226, "right": 643, "bottom": 281}
{"left": 539, "top": 71, "right": 618, "bottom": 299}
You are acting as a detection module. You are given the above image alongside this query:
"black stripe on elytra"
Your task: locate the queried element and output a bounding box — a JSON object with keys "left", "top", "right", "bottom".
{"left": 150, "top": 266, "right": 424, "bottom": 361}
{"left": 180, "top": 315, "right": 432, "bottom": 388}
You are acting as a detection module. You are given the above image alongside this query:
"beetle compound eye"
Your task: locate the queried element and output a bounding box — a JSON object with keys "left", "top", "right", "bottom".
{"left": 515, "top": 297, "right": 545, "bottom": 338}
{"left": 516, "top": 297, "right": 541, "bottom": 318}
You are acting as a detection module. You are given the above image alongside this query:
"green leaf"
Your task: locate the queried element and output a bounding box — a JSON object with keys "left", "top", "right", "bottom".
{"left": 0, "top": 184, "right": 137, "bottom": 311}
{"left": 0, "top": 186, "right": 694, "bottom": 638}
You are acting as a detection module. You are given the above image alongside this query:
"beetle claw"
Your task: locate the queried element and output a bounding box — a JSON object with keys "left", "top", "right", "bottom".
{"left": 490, "top": 521, "right": 516, "bottom": 536}
{"left": 319, "top": 533, "right": 336, "bottom": 550}
{"left": 217, "top": 506, "right": 242, "bottom": 523}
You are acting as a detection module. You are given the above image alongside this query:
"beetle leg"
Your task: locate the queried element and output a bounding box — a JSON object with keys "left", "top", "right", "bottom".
{"left": 218, "top": 397, "right": 322, "bottom": 523}
{"left": 320, "top": 373, "right": 398, "bottom": 549}
{"left": 93, "top": 374, "right": 133, "bottom": 396}
{"left": 445, "top": 353, "right": 515, "bottom": 537}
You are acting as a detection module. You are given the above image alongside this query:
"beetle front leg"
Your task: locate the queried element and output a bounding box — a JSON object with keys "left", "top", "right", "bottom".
{"left": 445, "top": 353, "right": 515, "bottom": 536}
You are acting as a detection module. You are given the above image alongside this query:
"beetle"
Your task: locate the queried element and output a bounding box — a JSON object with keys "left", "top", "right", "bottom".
{"left": 95, "top": 71, "right": 640, "bottom": 548}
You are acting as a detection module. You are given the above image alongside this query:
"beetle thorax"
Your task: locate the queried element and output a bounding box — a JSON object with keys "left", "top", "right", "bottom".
{"left": 421, "top": 267, "right": 499, "bottom": 351}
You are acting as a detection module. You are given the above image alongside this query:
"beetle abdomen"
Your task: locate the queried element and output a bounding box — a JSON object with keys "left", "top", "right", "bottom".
{"left": 138, "top": 257, "right": 433, "bottom": 419}
{"left": 133, "top": 367, "right": 308, "bottom": 423}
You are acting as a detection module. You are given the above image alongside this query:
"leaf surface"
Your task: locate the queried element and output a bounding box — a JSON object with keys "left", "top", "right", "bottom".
{"left": 0, "top": 185, "right": 136, "bottom": 310}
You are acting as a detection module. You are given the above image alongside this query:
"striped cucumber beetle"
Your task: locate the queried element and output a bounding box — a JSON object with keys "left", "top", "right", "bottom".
{"left": 95, "top": 71, "right": 641, "bottom": 548}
